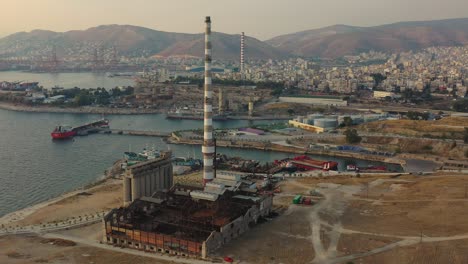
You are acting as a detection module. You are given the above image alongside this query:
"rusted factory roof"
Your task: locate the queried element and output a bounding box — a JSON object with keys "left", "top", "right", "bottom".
{"left": 105, "top": 184, "right": 264, "bottom": 242}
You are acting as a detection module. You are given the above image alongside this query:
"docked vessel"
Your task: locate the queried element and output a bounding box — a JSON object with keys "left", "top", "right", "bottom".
{"left": 166, "top": 109, "right": 228, "bottom": 121}
{"left": 50, "top": 118, "right": 109, "bottom": 139}
{"left": 346, "top": 164, "right": 387, "bottom": 172}
{"left": 275, "top": 155, "right": 338, "bottom": 171}
{"left": 51, "top": 125, "right": 76, "bottom": 139}
{"left": 122, "top": 146, "right": 162, "bottom": 168}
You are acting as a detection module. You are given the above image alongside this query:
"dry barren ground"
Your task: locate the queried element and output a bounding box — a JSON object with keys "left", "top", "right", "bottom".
{"left": 0, "top": 235, "right": 169, "bottom": 264}
{"left": 3, "top": 173, "right": 468, "bottom": 264}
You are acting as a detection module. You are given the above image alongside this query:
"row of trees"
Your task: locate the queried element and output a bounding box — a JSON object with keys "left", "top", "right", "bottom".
{"left": 453, "top": 99, "right": 468, "bottom": 112}
{"left": 52, "top": 86, "right": 134, "bottom": 106}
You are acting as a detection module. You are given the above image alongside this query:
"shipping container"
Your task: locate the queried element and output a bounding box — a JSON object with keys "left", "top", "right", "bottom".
{"left": 293, "top": 195, "right": 302, "bottom": 204}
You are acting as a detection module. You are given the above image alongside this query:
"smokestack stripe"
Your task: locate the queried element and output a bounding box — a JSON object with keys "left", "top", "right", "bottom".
{"left": 241, "top": 32, "right": 245, "bottom": 78}
{"left": 203, "top": 16, "right": 214, "bottom": 184}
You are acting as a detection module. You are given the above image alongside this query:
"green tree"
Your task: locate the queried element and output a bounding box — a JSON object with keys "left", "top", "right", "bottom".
{"left": 371, "top": 73, "right": 387, "bottom": 88}
{"left": 343, "top": 116, "right": 353, "bottom": 127}
{"left": 453, "top": 99, "right": 468, "bottom": 112}
{"left": 74, "top": 92, "right": 92, "bottom": 106}
{"left": 407, "top": 111, "right": 419, "bottom": 120}
{"left": 344, "top": 128, "right": 362, "bottom": 144}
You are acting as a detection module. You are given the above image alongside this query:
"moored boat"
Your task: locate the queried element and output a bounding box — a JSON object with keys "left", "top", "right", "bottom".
{"left": 290, "top": 155, "right": 338, "bottom": 171}
{"left": 51, "top": 125, "right": 76, "bottom": 139}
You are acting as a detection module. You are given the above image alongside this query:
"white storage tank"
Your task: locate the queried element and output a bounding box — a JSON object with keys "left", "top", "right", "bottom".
{"left": 303, "top": 118, "right": 313, "bottom": 125}
{"left": 308, "top": 114, "right": 324, "bottom": 119}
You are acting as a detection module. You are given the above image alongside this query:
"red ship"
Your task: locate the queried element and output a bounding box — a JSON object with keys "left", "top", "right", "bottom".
{"left": 51, "top": 125, "right": 76, "bottom": 139}
{"left": 274, "top": 156, "right": 338, "bottom": 171}
{"left": 290, "top": 155, "right": 338, "bottom": 171}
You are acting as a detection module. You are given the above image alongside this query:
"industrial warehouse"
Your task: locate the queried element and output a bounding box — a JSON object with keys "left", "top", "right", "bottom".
{"left": 102, "top": 16, "right": 274, "bottom": 259}
{"left": 103, "top": 172, "right": 273, "bottom": 258}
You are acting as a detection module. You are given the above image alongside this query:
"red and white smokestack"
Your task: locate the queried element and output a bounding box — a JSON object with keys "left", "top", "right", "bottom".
{"left": 240, "top": 32, "right": 245, "bottom": 78}
{"left": 202, "top": 16, "right": 214, "bottom": 184}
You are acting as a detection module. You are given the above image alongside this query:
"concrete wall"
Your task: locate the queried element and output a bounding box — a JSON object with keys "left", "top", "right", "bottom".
{"left": 204, "top": 195, "right": 273, "bottom": 257}
{"left": 279, "top": 96, "right": 347, "bottom": 106}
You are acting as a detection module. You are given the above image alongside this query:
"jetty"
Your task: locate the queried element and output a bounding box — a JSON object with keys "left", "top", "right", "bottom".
{"left": 107, "top": 129, "right": 170, "bottom": 138}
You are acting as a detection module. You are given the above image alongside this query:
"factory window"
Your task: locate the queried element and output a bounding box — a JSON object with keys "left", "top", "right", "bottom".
{"left": 128, "top": 241, "right": 132, "bottom": 245}
{"left": 165, "top": 250, "right": 170, "bottom": 254}
{"left": 150, "top": 246, "right": 155, "bottom": 250}
{"left": 135, "top": 243, "right": 139, "bottom": 247}
{"left": 113, "top": 238, "right": 117, "bottom": 243}
{"left": 158, "top": 248, "right": 162, "bottom": 252}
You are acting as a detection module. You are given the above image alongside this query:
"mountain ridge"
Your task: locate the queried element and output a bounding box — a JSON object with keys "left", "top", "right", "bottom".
{"left": 0, "top": 24, "right": 287, "bottom": 60}
{"left": 1, "top": 18, "right": 467, "bottom": 60}
{"left": 267, "top": 17, "right": 468, "bottom": 58}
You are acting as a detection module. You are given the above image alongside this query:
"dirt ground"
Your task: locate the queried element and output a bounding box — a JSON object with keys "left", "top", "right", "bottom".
{"left": 217, "top": 173, "right": 468, "bottom": 264}
{"left": 0, "top": 235, "right": 169, "bottom": 264}
{"left": 217, "top": 206, "right": 315, "bottom": 264}
{"left": 13, "top": 180, "right": 122, "bottom": 226}
{"left": 4, "top": 172, "right": 468, "bottom": 264}
{"left": 354, "top": 239, "right": 468, "bottom": 264}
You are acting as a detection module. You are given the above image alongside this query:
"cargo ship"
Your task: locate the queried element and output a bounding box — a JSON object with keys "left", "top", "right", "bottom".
{"left": 274, "top": 156, "right": 338, "bottom": 171}
{"left": 50, "top": 118, "right": 109, "bottom": 139}
{"left": 51, "top": 125, "right": 76, "bottom": 139}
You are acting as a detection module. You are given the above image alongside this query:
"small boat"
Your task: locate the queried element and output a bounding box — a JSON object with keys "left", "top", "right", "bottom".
{"left": 122, "top": 146, "right": 162, "bottom": 168}
{"left": 273, "top": 159, "right": 298, "bottom": 172}
{"left": 124, "top": 151, "right": 147, "bottom": 162}
{"left": 173, "top": 157, "right": 203, "bottom": 168}
{"left": 347, "top": 164, "right": 387, "bottom": 172}
{"left": 51, "top": 125, "right": 76, "bottom": 139}
{"left": 139, "top": 147, "right": 161, "bottom": 160}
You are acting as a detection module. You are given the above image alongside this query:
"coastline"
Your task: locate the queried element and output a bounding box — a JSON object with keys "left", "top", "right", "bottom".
{"left": 0, "top": 102, "right": 165, "bottom": 115}
{"left": 0, "top": 102, "right": 293, "bottom": 121}
{"left": 168, "top": 137, "right": 408, "bottom": 167}
{"left": 0, "top": 175, "right": 118, "bottom": 226}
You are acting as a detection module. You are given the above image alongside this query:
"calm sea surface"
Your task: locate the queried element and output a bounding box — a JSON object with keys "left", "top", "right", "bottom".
{"left": 0, "top": 72, "right": 401, "bottom": 217}
{"left": 0, "top": 71, "right": 133, "bottom": 89}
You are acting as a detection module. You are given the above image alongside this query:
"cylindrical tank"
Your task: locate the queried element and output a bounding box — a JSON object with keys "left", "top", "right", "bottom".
{"left": 363, "top": 114, "right": 380, "bottom": 122}
{"left": 308, "top": 114, "right": 324, "bottom": 119}
{"left": 248, "top": 102, "right": 254, "bottom": 116}
{"left": 314, "top": 118, "right": 338, "bottom": 129}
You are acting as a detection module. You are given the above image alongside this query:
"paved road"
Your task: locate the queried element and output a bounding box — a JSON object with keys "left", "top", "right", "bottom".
{"left": 403, "top": 158, "right": 440, "bottom": 173}
{"left": 0, "top": 212, "right": 106, "bottom": 236}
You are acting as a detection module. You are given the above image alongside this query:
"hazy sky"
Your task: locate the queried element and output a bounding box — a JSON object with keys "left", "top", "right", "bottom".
{"left": 1, "top": 0, "right": 467, "bottom": 40}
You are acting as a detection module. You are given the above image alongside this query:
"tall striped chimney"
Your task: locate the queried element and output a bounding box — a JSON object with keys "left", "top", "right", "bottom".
{"left": 202, "top": 16, "right": 214, "bottom": 184}
{"left": 240, "top": 32, "right": 245, "bottom": 79}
